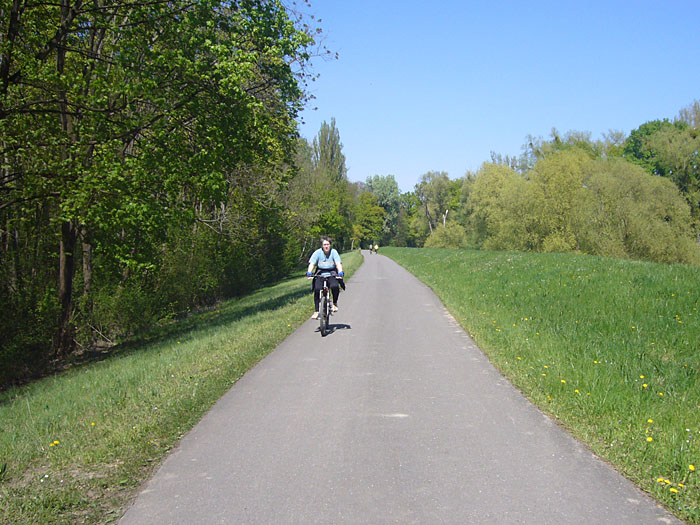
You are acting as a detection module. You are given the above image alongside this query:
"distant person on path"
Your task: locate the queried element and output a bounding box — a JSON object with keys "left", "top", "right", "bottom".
{"left": 307, "top": 236, "right": 344, "bottom": 319}
{"left": 374, "top": 243, "right": 379, "bottom": 254}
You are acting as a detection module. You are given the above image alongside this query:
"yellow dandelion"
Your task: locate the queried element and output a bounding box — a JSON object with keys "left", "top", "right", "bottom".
{"left": 544, "top": 365, "right": 549, "bottom": 369}
{"left": 670, "top": 488, "right": 678, "bottom": 493}
{"left": 647, "top": 419, "right": 653, "bottom": 423}
{"left": 664, "top": 479, "right": 671, "bottom": 484}
{"left": 640, "top": 375, "right": 645, "bottom": 379}
{"left": 561, "top": 380, "right": 566, "bottom": 384}
{"left": 517, "top": 356, "right": 522, "bottom": 360}
{"left": 657, "top": 478, "right": 665, "bottom": 483}
{"left": 679, "top": 483, "right": 685, "bottom": 488}
{"left": 647, "top": 437, "right": 653, "bottom": 442}
{"left": 575, "top": 389, "right": 580, "bottom": 394}
{"left": 542, "top": 373, "right": 546, "bottom": 377}
{"left": 690, "top": 465, "right": 696, "bottom": 471}
{"left": 91, "top": 422, "right": 96, "bottom": 427}
{"left": 594, "top": 360, "right": 598, "bottom": 364}
{"left": 643, "top": 384, "right": 648, "bottom": 388}
{"left": 658, "top": 392, "right": 664, "bottom": 397}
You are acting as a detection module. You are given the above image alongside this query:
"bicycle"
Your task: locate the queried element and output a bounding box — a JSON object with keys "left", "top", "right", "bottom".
{"left": 310, "top": 272, "right": 342, "bottom": 337}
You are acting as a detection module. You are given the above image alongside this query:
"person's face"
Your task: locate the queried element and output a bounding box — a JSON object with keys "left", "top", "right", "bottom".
{"left": 322, "top": 240, "right": 331, "bottom": 254}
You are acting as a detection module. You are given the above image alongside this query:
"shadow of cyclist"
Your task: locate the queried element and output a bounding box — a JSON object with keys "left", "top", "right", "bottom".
{"left": 316, "top": 323, "right": 351, "bottom": 336}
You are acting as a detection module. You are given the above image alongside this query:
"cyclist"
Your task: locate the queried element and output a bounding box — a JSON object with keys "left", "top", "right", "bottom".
{"left": 307, "top": 236, "right": 344, "bottom": 319}
{"left": 373, "top": 243, "right": 379, "bottom": 254}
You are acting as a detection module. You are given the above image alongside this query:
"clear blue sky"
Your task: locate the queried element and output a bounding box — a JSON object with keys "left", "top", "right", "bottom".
{"left": 296, "top": 0, "right": 700, "bottom": 193}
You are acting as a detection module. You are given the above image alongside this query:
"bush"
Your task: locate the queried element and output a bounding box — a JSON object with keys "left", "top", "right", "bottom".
{"left": 424, "top": 223, "right": 469, "bottom": 249}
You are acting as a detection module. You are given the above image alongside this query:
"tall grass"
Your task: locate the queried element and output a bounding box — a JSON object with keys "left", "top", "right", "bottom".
{"left": 383, "top": 246, "right": 699, "bottom": 523}
{"left": 0, "top": 251, "right": 362, "bottom": 524}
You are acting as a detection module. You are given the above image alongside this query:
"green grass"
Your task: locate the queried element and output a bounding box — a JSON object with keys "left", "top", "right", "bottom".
{"left": 383, "top": 246, "right": 699, "bottom": 523}
{"left": 0, "top": 251, "right": 363, "bottom": 524}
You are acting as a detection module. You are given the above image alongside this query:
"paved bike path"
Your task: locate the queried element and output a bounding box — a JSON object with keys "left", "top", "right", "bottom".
{"left": 120, "top": 252, "right": 678, "bottom": 524}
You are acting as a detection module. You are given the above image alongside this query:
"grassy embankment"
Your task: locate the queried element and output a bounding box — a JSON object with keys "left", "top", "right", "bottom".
{"left": 0, "top": 251, "right": 363, "bottom": 524}
{"left": 383, "top": 246, "right": 699, "bottom": 523}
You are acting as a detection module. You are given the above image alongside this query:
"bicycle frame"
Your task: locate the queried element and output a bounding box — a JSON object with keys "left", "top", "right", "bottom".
{"left": 316, "top": 274, "right": 331, "bottom": 336}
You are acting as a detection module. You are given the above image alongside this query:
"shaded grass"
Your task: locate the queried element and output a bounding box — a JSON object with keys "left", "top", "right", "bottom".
{"left": 0, "top": 251, "right": 362, "bottom": 524}
{"left": 383, "top": 247, "right": 699, "bottom": 523}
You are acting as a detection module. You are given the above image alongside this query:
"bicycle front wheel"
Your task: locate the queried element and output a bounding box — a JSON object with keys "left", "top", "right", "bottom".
{"left": 319, "top": 295, "right": 328, "bottom": 336}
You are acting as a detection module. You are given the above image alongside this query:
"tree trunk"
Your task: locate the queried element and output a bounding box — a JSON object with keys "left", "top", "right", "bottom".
{"left": 56, "top": 220, "right": 76, "bottom": 356}
{"left": 81, "top": 225, "right": 92, "bottom": 297}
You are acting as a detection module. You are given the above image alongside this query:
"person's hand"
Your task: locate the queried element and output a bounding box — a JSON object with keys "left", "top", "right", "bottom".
{"left": 338, "top": 271, "right": 344, "bottom": 277}
{"left": 306, "top": 272, "right": 313, "bottom": 277}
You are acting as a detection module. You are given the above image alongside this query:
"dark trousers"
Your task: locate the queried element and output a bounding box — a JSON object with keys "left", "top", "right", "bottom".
{"left": 313, "top": 275, "right": 340, "bottom": 311}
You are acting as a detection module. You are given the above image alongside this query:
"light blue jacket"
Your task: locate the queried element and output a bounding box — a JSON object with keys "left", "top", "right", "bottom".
{"left": 309, "top": 248, "right": 342, "bottom": 276}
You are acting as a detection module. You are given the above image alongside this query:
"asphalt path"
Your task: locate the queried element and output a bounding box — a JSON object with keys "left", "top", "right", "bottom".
{"left": 120, "top": 251, "right": 679, "bottom": 524}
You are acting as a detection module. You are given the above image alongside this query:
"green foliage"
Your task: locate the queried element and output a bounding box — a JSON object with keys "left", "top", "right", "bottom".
{"left": 579, "top": 158, "right": 699, "bottom": 264}
{"left": 465, "top": 150, "right": 700, "bottom": 265}
{"left": 352, "top": 192, "right": 385, "bottom": 247}
{"left": 622, "top": 120, "right": 685, "bottom": 175}
{"left": 0, "top": 0, "right": 320, "bottom": 385}
{"left": 643, "top": 126, "right": 700, "bottom": 218}
{"left": 415, "top": 171, "right": 459, "bottom": 232}
{"left": 365, "top": 174, "right": 401, "bottom": 243}
{"left": 313, "top": 118, "right": 347, "bottom": 182}
{"left": 423, "top": 222, "right": 469, "bottom": 249}
{"left": 467, "top": 163, "right": 531, "bottom": 250}
{"left": 528, "top": 148, "right": 592, "bottom": 252}
{"left": 622, "top": 114, "right": 700, "bottom": 233}
{"left": 282, "top": 120, "right": 354, "bottom": 256}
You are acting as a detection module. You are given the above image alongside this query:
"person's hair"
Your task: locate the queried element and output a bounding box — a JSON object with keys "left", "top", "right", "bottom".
{"left": 321, "top": 236, "right": 332, "bottom": 244}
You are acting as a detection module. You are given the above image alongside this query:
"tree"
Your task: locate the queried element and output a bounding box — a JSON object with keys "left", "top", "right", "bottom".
{"left": 677, "top": 99, "right": 700, "bottom": 128}
{"left": 643, "top": 125, "right": 700, "bottom": 221}
{"left": 579, "top": 158, "right": 699, "bottom": 264}
{"left": 467, "top": 163, "right": 530, "bottom": 250}
{"left": 527, "top": 148, "right": 592, "bottom": 252}
{"left": 622, "top": 119, "right": 685, "bottom": 175}
{"left": 282, "top": 119, "right": 354, "bottom": 258}
{"left": 353, "top": 192, "right": 385, "bottom": 248}
{"left": 1, "top": 0, "right": 318, "bottom": 366}
{"left": 313, "top": 118, "right": 347, "bottom": 182}
{"left": 623, "top": 115, "right": 700, "bottom": 231}
{"left": 424, "top": 222, "right": 468, "bottom": 249}
{"left": 395, "top": 191, "right": 423, "bottom": 247}
{"left": 415, "top": 171, "right": 456, "bottom": 233}
{"left": 365, "top": 174, "right": 401, "bottom": 244}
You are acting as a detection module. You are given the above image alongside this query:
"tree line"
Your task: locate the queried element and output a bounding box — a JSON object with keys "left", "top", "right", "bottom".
{"left": 1, "top": 0, "right": 698, "bottom": 387}
{"left": 300, "top": 100, "right": 700, "bottom": 269}
{"left": 0, "top": 0, "right": 330, "bottom": 386}
{"left": 407, "top": 101, "right": 700, "bottom": 266}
